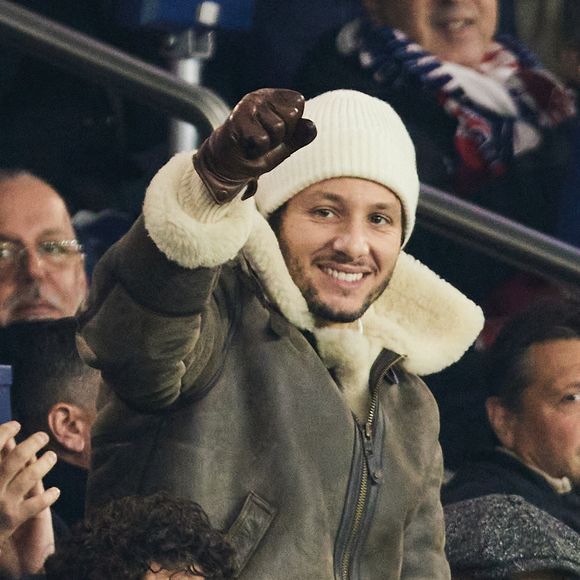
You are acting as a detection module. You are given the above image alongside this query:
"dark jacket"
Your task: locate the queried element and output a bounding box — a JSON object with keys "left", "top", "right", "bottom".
{"left": 442, "top": 449, "right": 580, "bottom": 535}
{"left": 43, "top": 460, "right": 87, "bottom": 529}
{"left": 78, "top": 152, "right": 482, "bottom": 579}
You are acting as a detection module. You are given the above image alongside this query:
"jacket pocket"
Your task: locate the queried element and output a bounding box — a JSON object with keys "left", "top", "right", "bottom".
{"left": 225, "top": 491, "right": 277, "bottom": 576}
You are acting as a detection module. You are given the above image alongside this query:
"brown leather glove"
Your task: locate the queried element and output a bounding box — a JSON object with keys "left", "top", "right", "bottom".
{"left": 193, "top": 88, "right": 317, "bottom": 204}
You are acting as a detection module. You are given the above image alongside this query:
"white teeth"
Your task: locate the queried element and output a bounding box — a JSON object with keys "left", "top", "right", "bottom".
{"left": 323, "top": 268, "right": 364, "bottom": 282}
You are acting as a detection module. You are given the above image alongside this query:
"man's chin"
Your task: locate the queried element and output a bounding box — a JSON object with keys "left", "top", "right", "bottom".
{"left": 308, "top": 300, "right": 369, "bottom": 325}
{"left": 9, "top": 305, "right": 62, "bottom": 323}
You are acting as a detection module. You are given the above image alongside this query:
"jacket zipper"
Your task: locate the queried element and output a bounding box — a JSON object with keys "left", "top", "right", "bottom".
{"left": 339, "top": 354, "right": 404, "bottom": 580}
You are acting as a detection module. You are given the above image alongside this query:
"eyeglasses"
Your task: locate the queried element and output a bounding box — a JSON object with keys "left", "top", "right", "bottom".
{"left": 0, "top": 239, "right": 84, "bottom": 273}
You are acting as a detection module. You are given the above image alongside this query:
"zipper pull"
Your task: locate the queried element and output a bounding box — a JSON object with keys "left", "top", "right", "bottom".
{"left": 364, "top": 422, "right": 372, "bottom": 440}
{"left": 360, "top": 424, "right": 384, "bottom": 484}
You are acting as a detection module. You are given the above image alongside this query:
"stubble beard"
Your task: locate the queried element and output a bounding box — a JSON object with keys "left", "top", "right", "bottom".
{"left": 285, "top": 254, "right": 392, "bottom": 324}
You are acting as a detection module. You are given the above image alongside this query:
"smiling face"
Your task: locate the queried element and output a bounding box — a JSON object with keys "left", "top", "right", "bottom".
{"left": 489, "top": 339, "right": 580, "bottom": 485}
{"left": 0, "top": 175, "right": 87, "bottom": 326}
{"left": 277, "top": 177, "right": 403, "bottom": 328}
{"left": 364, "top": 0, "right": 498, "bottom": 68}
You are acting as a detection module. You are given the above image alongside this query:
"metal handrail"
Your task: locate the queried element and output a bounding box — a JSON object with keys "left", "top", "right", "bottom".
{"left": 0, "top": 0, "right": 579, "bottom": 285}
{"left": 0, "top": 0, "right": 230, "bottom": 137}
{"left": 418, "top": 184, "right": 580, "bottom": 286}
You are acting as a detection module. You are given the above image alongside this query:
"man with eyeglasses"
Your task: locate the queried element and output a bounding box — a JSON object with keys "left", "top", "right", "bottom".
{"left": 0, "top": 170, "right": 87, "bottom": 326}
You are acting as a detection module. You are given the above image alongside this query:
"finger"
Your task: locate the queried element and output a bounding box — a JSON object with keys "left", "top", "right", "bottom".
{"left": 0, "top": 436, "right": 17, "bottom": 463}
{"left": 0, "top": 422, "right": 21, "bottom": 454}
{"left": 28, "top": 477, "right": 46, "bottom": 499}
{"left": 267, "top": 90, "right": 305, "bottom": 139}
{"left": 286, "top": 118, "right": 317, "bottom": 154}
{"left": 232, "top": 89, "right": 306, "bottom": 160}
{"left": 10, "top": 450, "right": 57, "bottom": 500}
{"left": 231, "top": 106, "right": 273, "bottom": 160}
{"left": 258, "top": 119, "right": 317, "bottom": 171}
{"left": 256, "top": 103, "right": 288, "bottom": 151}
{"left": 266, "top": 89, "right": 306, "bottom": 120}
{"left": 0, "top": 432, "right": 49, "bottom": 485}
{"left": 20, "top": 486, "right": 60, "bottom": 521}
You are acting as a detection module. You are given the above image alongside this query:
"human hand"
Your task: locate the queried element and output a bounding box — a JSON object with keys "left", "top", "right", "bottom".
{"left": 193, "top": 88, "right": 317, "bottom": 204}
{"left": 0, "top": 421, "right": 59, "bottom": 576}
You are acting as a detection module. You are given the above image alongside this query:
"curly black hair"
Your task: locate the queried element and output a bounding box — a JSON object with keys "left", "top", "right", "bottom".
{"left": 44, "top": 492, "right": 235, "bottom": 579}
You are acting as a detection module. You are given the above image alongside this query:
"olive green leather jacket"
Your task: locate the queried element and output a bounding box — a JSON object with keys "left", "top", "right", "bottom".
{"left": 79, "top": 216, "right": 449, "bottom": 579}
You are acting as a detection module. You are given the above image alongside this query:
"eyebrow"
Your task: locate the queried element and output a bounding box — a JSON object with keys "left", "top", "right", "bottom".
{"left": 543, "top": 382, "right": 580, "bottom": 398}
{"left": 0, "top": 228, "right": 73, "bottom": 243}
{"left": 313, "top": 191, "right": 400, "bottom": 211}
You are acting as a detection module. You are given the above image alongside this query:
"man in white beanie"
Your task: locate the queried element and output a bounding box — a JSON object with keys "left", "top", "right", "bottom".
{"left": 78, "top": 89, "right": 483, "bottom": 579}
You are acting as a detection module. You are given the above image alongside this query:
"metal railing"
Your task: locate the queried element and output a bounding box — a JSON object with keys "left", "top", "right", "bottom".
{"left": 0, "top": 0, "right": 230, "bottom": 138}
{"left": 418, "top": 184, "right": 580, "bottom": 286}
{"left": 0, "top": 0, "right": 579, "bottom": 286}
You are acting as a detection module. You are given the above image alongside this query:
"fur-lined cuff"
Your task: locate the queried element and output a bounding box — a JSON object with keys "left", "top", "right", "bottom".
{"left": 143, "top": 152, "right": 255, "bottom": 269}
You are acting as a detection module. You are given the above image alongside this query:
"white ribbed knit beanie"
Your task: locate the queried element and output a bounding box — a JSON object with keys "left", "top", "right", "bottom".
{"left": 255, "top": 90, "right": 419, "bottom": 247}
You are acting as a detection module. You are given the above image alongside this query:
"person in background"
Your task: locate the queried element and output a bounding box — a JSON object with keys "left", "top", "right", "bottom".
{"left": 294, "top": 0, "right": 577, "bottom": 305}
{"left": 443, "top": 296, "right": 580, "bottom": 535}
{"left": 0, "top": 420, "right": 59, "bottom": 579}
{"left": 445, "top": 494, "right": 580, "bottom": 579}
{"left": 0, "top": 318, "right": 99, "bottom": 529}
{"left": 0, "top": 434, "right": 232, "bottom": 579}
{"left": 0, "top": 170, "right": 87, "bottom": 327}
{"left": 43, "top": 493, "right": 235, "bottom": 580}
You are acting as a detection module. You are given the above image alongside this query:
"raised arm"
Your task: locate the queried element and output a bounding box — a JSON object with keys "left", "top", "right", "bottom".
{"left": 78, "top": 89, "right": 316, "bottom": 411}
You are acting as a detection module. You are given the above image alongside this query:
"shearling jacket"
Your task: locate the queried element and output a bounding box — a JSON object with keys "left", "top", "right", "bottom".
{"left": 79, "top": 153, "right": 484, "bottom": 579}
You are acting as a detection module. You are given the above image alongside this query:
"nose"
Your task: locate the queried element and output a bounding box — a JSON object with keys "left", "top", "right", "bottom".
{"left": 18, "top": 248, "right": 48, "bottom": 281}
{"left": 332, "top": 220, "right": 370, "bottom": 258}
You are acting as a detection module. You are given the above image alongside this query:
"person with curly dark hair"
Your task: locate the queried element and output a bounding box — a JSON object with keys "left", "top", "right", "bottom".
{"left": 42, "top": 493, "right": 235, "bottom": 579}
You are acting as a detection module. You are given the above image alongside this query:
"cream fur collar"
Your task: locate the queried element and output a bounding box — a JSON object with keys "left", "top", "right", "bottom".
{"left": 144, "top": 153, "right": 484, "bottom": 378}
{"left": 243, "top": 211, "right": 484, "bottom": 376}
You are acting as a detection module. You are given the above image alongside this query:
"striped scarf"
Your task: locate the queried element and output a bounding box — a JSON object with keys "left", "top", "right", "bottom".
{"left": 346, "top": 19, "right": 577, "bottom": 193}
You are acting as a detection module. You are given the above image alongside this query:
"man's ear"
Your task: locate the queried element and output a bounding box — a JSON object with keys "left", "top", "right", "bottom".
{"left": 47, "top": 403, "right": 88, "bottom": 454}
{"left": 485, "top": 396, "right": 516, "bottom": 449}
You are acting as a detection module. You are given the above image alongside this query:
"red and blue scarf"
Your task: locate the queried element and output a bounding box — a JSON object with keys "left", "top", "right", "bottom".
{"left": 347, "top": 20, "right": 577, "bottom": 193}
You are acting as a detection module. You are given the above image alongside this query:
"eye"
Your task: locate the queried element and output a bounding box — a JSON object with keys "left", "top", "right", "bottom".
{"left": 311, "top": 207, "right": 336, "bottom": 219}
{"left": 369, "top": 213, "right": 391, "bottom": 226}
{"left": 0, "top": 243, "right": 16, "bottom": 260}
{"left": 40, "top": 241, "right": 69, "bottom": 256}
{"left": 562, "top": 393, "right": 580, "bottom": 403}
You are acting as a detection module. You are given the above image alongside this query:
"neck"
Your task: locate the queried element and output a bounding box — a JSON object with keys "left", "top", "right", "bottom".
{"left": 315, "top": 317, "right": 364, "bottom": 333}
{"left": 57, "top": 449, "right": 90, "bottom": 470}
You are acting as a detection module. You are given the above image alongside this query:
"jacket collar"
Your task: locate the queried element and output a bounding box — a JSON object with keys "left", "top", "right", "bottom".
{"left": 242, "top": 211, "right": 484, "bottom": 376}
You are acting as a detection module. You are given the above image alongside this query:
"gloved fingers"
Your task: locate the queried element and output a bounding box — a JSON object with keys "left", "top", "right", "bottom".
{"left": 260, "top": 89, "right": 308, "bottom": 151}
{"left": 249, "top": 101, "right": 312, "bottom": 161}
{"left": 258, "top": 118, "right": 318, "bottom": 170}
{"left": 286, "top": 117, "right": 317, "bottom": 154}
{"left": 193, "top": 89, "right": 315, "bottom": 203}
{"left": 253, "top": 103, "right": 291, "bottom": 157}
{"left": 236, "top": 108, "right": 278, "bottom": 161}
{"left": 231, "top": 89, "right": 306, "bottom": 160}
